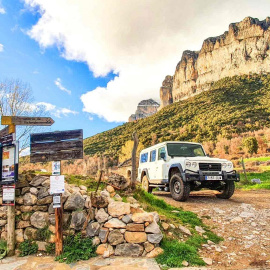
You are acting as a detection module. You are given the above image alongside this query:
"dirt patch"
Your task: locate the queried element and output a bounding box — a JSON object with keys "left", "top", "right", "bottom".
{"left": 154, "top": 189, "right": 270, "bottom": 269}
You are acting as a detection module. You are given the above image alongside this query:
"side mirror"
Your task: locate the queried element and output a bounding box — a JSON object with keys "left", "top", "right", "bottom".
{"left": 160, "top": 152, "right": 166, "bottom": 160}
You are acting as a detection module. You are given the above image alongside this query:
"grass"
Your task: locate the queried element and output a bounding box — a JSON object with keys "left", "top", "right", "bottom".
{"left": 65, "top": 175, "right": 106, "bottom": 191}
{"left": 238, "top": 171, "right": 270, "bottom": 190}
{"left": 243, "top": 156, "right": 270, "bottom": 163}
{"left": 134, "top": 189, "right": 223, "bottom": 268}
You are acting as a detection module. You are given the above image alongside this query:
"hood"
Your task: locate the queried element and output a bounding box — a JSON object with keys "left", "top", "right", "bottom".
{"left": 170, "top": 156, "right": 228, "bottom": 163}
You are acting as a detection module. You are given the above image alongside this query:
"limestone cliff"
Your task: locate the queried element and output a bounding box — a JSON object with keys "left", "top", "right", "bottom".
{"left": 159, "top": 75, "right": 173, "bottom": 108}
{"left": 128, "top": 99, "right": 160, "bottom": 122}
{"left": 161, "top": 17, "right": 270, "bottom": 105}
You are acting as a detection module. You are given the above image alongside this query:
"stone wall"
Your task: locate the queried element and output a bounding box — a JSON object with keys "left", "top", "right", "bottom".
{"left": 0, "top": 172, "right": 163, "bottom": 258}
{"left": 160, "top": 17, "right": 270, "bottom": 106}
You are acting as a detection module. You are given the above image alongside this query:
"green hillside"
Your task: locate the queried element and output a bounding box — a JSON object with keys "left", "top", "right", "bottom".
{"left": 84, "top": 74, "right": 270, "bottom": 157}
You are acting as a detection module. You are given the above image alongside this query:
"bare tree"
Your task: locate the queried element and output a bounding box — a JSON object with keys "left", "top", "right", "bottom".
{"left": 0, "top": 79, "right": 44, "bottom": 152}
{"left": 131, "top": 132, "right": 139, "bottom": 189}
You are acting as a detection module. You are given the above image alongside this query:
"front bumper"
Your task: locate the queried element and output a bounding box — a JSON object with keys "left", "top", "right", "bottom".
{"left": 184, "top": 170, "right": 240, "bottom": 182}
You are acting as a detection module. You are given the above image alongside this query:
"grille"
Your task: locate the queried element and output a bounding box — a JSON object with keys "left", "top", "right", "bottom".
{"left": 199, "top": 163, "right": 221, "bottom": 171}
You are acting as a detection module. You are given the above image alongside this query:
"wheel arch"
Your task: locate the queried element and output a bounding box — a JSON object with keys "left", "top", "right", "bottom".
{"left": 140, "top": 169, "right": 150, "bottom": 181}
{"left": 169, "top": 164, "right": 185, "bottom": 182}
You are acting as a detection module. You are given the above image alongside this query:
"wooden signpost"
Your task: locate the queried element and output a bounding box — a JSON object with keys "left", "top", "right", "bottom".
{"left": 30, "top": 129, "right": 83, "bottom": 256}
{"left": 0, "top": 116, "right": 55, "bottom": 256}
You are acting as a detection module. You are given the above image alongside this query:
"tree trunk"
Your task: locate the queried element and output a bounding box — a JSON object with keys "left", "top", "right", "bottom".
{"left": 131, "top": 132, "right": 139, "bottom": 188}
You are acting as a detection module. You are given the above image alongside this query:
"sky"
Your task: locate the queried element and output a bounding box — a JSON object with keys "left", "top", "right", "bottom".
{"left": 0, "top": 0, "right": 270, "bottom": 143}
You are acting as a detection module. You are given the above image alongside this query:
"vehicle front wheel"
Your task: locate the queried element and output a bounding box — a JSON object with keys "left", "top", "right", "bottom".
{"left": 216, "top": 181, "right": 235, "bottom": 199}
{"left": 141, "top": 175, "right": 153, "bottom": 193}
{"left": 170, "top": 173, "right": 190, "bottom": 201}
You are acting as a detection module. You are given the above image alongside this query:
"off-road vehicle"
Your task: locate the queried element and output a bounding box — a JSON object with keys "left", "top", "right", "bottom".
{"left": 138, "top": 141, "right": 240, "bottom": 201}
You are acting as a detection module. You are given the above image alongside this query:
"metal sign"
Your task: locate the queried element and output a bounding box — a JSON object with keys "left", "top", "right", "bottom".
{"left": 0, "top": 126, "right": 9, "bottom": 138}
{"left": 2, "top": 185, "right": 15, "bottom": 205}
{"left": 52, "top": 161, "right": 61, "bottom": 175}
{"left": 50, "top": 175, "right": 65, "bottom": 194}
{"left": 30, "top": 129, "right": 83, "bottom": 163}
{"left": 53, "top": 194, "right": 61, "bottom": 208}
{"left": 1, "top": 116, "right": 54, "bottom": 126}
{"left": 0, "top": 141, "right": 19, "bottom": 185}
{"left": 0, "top": 133, "right": 15, "bottom": 146}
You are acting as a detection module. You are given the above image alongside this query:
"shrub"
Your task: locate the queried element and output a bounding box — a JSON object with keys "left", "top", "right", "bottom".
{"left": 0, "top": 240, "right": 7, "bottom": 259}
{"left": 18, "top": 240, "right": 38, "bottom": 257}
{"left": 243, "top": 137, "right": 259, "bottom": 155}
{"left": 45, "top": 243, "right": 55, "bottom": 254}
{"left": 55, "top": 233, "right": 96, "bottom": 264}
{"left": 36, "top": 226, "right": 52, "bottom": 241}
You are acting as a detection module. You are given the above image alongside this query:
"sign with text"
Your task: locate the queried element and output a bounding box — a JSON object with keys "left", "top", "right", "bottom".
{"left": 52, "top": 161, "right": 61, "bottom": 175}
{"left": 1, "top": 116, "right": 54, "bottom": 126}
{"left": 2, "top": 185, "right": 15, "bottom": 205}
{"left": 53, "top": 194, "right": 61, "bottom": 208}
{"left": 50, "top": 175, "right": 65, "bottom": 194}
{"left": 30, "top": 129, "right": 83, "bottom": 163}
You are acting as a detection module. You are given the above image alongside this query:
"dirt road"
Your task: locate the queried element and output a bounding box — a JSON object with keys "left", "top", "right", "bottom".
{"left": 154, "top": 189, "right": 270, "bottom": 270}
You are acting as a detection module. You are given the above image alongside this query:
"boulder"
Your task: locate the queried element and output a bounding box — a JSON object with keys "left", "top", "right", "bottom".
{"left": 145, "top": 220, "right": 161, "bottom": 234}
{"left": 86, "top": 222, "right": 100, "bottom": 237}
{"left": 99, "top": 228, "right": 109, "bottom": 243}
{"left": 29, "top": 175, "right": 48, "bottom": 187}
{"left": 115, "top": 243, "right": 143, "bottom": 257}
{"left": 17, "top": 174, "right": 29, "bottom": 188}
{"left": 48, "top": 203, "right": 54, "bottom": 214}
{"left": 107, "top": 173, "right": 130, "bottom": 190}
{"left": 104, "top": 218, "right": 126, "bottom": 229}
{"left": 108, "top": 201, "right": 130, "bottom": 217}
{"left": 92, "top": 236, "right": 101, "bottom": 246}
{"left": 23, "top": 193, "right": 37, "bottom": 206}
{"left": 15, "top": 229, "right": 24, "bottom": 243}
{"left": 91, "top": 194, "right": 109, "bottom": 208}
{"left": 70, "top": 211, "right": 86, "bottom": 230}
{"left": 37, "top": 187, "right": 49, "bottom": 199}
{"left": 62, "top": 190, "right": 71, "bottom": 203}
{"left": 41, "top": 179, "right": 50, "bottom": 187}
{"left": 106, "top": 185, "right": 115, "bottom": 193}
{"left": 36, "top": 241, "right": 47, "bottom": 251}
{"left": 95, "top": 208, "right": 109, "bottom": 223}
{"left": 16, "top": 221, "right": 30, "bottom": 229}
{"left": 126, "top": 223, "right": 144, "bottom": 232}
{"left": 108, "top": 230, "right": 124, "bottom": 245}
{"left": 147, "top": 233, "right": 163, "bottom": 244}
{"left": 30, "top": 211, "right": 49, "bottom": 229}
{"left": 125, "top": 231, "right": 147, "bottom": 243}
{"left": 64, "top": 193, "right": 85, "bottom": 210}
{"left": 96, "top": 243, "right": 114, "bottom": 256}
{"left": 122, "top": 214, "right": 132, "bottom": 224}
{"left": 132, "top": 212, "right": 154, "bottom": 223}
{"left": 15, "top": 197, "right": 24, "bottom": 205}
{"left": 21, "top": 187, "right": 30, "bottom": 195}
{"left": 33, "top": 205, "right": 48, "bottom": 212}
{"left": 130, "top": 205, "right": 144, "bottom": 214}
{"left": 146, "top": 247, "right": 164, "bottom": 258}
{"left": 144, "top": 242, "right": 154, "bottom": 253}
{"left": 21, "top": 212, "right": 32, "bottom": 221}
{"left": 29, "top": 187, "right": 38, "bottom": 195}
{"left": 24, "top": 227, "right": 37, "bottom": 240}
{"left": 37, "top": 196, "right": 53, "bottom": 205}
{"left": 20, "top": 206, "right": 33, "bottom": 212}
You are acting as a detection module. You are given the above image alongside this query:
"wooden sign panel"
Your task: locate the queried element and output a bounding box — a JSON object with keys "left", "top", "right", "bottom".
{"left": 30, "top": 129, "right": 83, "bottom": 163}
{"left": 1, "top": 116, "right": 54, "bottom": 126}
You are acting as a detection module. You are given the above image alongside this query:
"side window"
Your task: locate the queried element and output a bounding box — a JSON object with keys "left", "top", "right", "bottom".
{"left": 140, "top": 153, "right": 148, "bottom": 163}
{"left": 150, "top": 150, "right": 156, "bottom": 162}
{"left": 158, "top": 147, "right": 166, "bottom": 160}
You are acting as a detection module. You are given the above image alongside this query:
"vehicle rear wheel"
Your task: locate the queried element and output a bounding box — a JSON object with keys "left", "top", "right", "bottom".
{"left": 142, "top": 175, "right": 153, "bottom": 193}
{"left": 216, "top": 181, "right": 235, "bottom": 199}
{"left": 170, "top": 173, "right": 190, "bottom": 201}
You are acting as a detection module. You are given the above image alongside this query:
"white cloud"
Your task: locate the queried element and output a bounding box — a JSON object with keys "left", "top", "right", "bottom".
{"left": 36, "top": 101, "right": 77, "bottom": 118}
{"left": 20, "top": 147, "right": 30, "bottom": 157}
{"left": 0, "top": 44, "right": 4, "bottom": 52}
{"left": 24, "top": 0, "right": 270, "bottom": 122}
{"left": 88, "top": 116, "right": 93, "bottom": 121}
{"left": 0, "top": 7, "right": 5, "bottom": 14}
{"left": 54, "top": 77, "right": 71, "bottom": 95}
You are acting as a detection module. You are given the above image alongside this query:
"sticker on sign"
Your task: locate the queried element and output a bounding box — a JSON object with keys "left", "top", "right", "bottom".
{"left": 50, "top": 175, "right": 65, "bottom": 194}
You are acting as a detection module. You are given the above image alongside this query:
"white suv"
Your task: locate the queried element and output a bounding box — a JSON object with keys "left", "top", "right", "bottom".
{"left": 138, "top": 141, "right": 240, "bottom": 201}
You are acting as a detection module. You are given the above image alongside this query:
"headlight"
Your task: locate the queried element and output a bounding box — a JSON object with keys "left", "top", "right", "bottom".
{"left": 222, "top": 163, "right": 227, "bottom": 169}
{"left": 192, "top": 162, "right": 197, "bottom": 168}
{"left": 186, "top": 162, "right": 191, "bottom": 167}
{"left": 227, "top": 162, "right": 233, "bottom": 169}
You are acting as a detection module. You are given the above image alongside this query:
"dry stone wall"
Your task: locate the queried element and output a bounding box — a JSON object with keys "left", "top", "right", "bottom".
{"left": 0, "top": 172, "right": 163, "bottom": 258}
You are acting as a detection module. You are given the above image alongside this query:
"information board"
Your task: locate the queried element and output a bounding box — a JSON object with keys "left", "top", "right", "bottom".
{"left": 2, "top": 185, "right": 15, "bottom": 205}
{"left": 50, "top": 175, "right": 65, "bottom": 194}
{"left": 52, "top": 161, "right": 61, "bottom": 175}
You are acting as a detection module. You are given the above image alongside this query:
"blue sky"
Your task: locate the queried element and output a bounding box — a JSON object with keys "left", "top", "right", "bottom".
{"left": 0, "top": 0, "right": 270, "bottom": 144}
{"left": 0, "top": 0, "right": 119, "bottom": 139}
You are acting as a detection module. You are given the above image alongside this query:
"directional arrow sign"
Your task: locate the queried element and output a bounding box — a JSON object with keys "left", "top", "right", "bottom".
{"left": 1, "top": 116, "right": 54, "bottom": 126}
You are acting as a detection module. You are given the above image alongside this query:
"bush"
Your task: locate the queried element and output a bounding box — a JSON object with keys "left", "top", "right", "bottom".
{"left": 36, "top": 226, "right": 52, "bottom": 241}
{"left": 243, "top": 137, "right": 259, "bottom": 155}
{"left": 18, "top": 240, "right": 38, "bottom": 257}
{"left": 0, "top": 240, "right": 7, "bottom": 259}
{"left": 55, "top": 233, "right": 96, "bottom": 264}
{"left": 45, "top": 243, "right": 55, "bottom": 254}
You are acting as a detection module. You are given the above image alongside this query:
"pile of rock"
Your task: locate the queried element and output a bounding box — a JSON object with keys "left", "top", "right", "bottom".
{"left": 0, "top": 172, "right": 163, "bottom": 258}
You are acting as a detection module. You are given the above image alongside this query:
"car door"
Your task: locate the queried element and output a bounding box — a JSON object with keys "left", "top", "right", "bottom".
{"left": 155, "top": 146, "right": 167, "bottom": 182}
{"left": 148, "top": 149, "right": 157, "bottom": 181}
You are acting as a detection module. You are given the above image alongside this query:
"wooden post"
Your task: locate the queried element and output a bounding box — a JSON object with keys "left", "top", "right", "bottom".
{"left": 6, "top": 128, "right": 16, "bottom": 256}
{"left": 131, "top": 132, "right": 139, "bottom": 188}
{"left": 241, "top": 157, "right": 248, "bottom": 183}
{"left": 54, "top": 161, "right": 63, "bottom": 256}
{"left": 7, "top": 205, "right": 15, "bottom": 256}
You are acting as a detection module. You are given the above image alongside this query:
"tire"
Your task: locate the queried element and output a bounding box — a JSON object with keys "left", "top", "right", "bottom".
{"left": 216, "top": 181, "right": 235, "bottom": 199}
{"left": 141, "top": 175, "right": 153, "bottom": 193}
{"left": 170, "top": 173, "right": 190, "bottom": 201}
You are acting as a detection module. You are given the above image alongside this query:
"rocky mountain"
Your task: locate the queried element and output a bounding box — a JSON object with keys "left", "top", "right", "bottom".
{"left": 160, "top": 17, "right": 270, "bottom": 107}
{"left": 128, "top": 99, "right": 160, "bottom": 122}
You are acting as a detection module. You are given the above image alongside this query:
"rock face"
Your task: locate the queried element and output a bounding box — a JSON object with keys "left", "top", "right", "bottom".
{"left": 159, "top": 75, "right": 173, "bottom": 109}
{"left": 160, "top": 17, "right": 270, "bottom": 106}
{"left": 128, "top": 99, "right": 160, "bottom": 122}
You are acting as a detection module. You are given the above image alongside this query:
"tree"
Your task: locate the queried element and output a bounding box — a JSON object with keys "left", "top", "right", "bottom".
{"left": 242, "top": 137, "right": 259, "bottom": 155}
{"left": 118, "top": 140, "right": 144, "bottom": 163}
{"left": 0, "top": 79, "right": 44, "bottom": 152}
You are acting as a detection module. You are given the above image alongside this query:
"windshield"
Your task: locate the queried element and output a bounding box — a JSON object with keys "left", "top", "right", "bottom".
{"left": 167, "top": 143, "right": 206, "bottom": 157}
